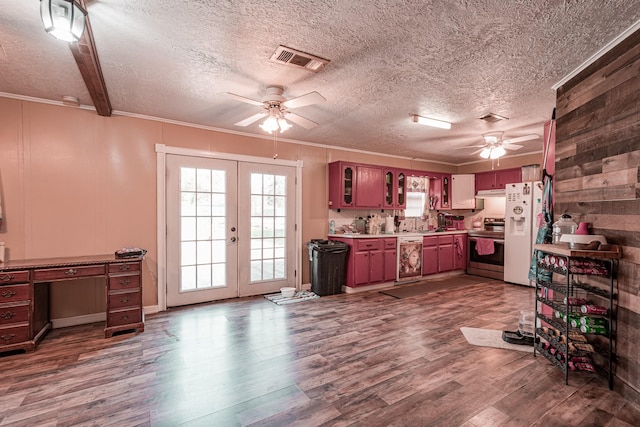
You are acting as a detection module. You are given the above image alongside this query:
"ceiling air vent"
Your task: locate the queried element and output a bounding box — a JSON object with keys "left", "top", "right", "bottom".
{"left": 479, "top": 113, "right": 509, "bottom": 123}
{"left": 269, "top": 45, "right": 330, "bottom": 72}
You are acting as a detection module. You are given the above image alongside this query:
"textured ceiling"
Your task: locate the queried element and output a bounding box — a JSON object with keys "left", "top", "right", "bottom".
{"left": 1, "top": 1, "right": 639, "bottom": 164}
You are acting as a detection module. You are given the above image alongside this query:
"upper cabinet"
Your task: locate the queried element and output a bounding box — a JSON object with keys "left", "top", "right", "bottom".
{"left": 328, "top": 161, "right": 356, "bottom": 209}
{"left": 451, "top": 174, "right": 476, "bottom": 209}
{"left": 383, "top": 168, "right": 407, "bottom": 210}
{"left": 475, "top": 168, "right": 522, "bottom": 191}
{"left": 355, "top": 165, "right": 384, "bottom": 208}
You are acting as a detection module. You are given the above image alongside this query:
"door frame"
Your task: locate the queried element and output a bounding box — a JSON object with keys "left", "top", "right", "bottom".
{"left": 155, "top": 144, "right": 303, "bottom": 311}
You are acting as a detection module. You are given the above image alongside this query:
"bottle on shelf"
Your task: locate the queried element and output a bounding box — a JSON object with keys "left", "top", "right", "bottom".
{"left": 552, "top": 214, "right": 578, "bottom": 244}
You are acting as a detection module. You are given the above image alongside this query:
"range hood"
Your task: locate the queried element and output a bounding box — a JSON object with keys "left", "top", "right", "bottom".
{"left": 475, "top": 189, "right": 506, "bottom": 198}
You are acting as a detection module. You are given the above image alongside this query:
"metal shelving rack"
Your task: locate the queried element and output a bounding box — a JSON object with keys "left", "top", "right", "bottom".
{"left": 533, "top": 244, "right": 621, "bottom": 390}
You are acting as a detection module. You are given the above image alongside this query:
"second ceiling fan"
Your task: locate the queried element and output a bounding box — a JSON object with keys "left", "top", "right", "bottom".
{"left": 227, "top": 86, "right": 325, "bottom": 133}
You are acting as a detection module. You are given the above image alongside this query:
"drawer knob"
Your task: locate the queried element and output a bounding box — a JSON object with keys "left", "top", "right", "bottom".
{"left": 65, "top": 268, "right": 78, "bottom": 276}
{"left": 119, "top": 297, "right": 130, "bottom": 303}
{"left": 1, "top": 334, "right": 15, "bottom": 342}
{"left": 0, "top": 274, "right": 15, "bottom": 282}
{"left": 120, "top": 315, "right": 130, "bottom": 321}
{"left": 119, "top": 265, "right": 131, "bottom": 271}
{"left": 1, "top": 290, "right": 17, "bottom": 298}
{"left": 119, "top": 279, "right": 131, "bottom": 285}
{"left": 1, "top": 311, "right": 16, "bottom": 320}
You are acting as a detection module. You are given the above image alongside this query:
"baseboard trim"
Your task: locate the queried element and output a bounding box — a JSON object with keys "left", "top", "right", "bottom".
{"left": 51, "top": 313, "right": 106, "bottom": 329}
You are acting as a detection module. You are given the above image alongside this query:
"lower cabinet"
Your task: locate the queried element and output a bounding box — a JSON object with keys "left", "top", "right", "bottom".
{"left": 423, "top": 234, "right": 467, "bottom": 276}
{"left": 383, "top": 238, "right": 397, "bottom": 282}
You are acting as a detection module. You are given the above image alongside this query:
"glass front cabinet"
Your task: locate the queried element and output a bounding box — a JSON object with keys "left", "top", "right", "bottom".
{"left": 328, "top": 161, "right": 356, "bottom": 209}
{"left": 383, "top": 168, "right": 406, "bottom": 210}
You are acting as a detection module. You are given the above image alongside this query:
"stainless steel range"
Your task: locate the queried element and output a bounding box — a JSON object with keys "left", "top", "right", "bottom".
{"left": 467, "top": 218, "right": 505, "bottom": 280}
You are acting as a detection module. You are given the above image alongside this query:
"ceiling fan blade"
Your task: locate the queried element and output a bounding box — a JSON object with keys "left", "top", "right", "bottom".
{"left": 503, "top": 134, "right": 538, "bottom": 144}
{"left": 234, "top": 112, "right": 267, "bottom": 126}
{"left": 470, "top": 148, "right": 486, "bottom": 155}
{"left": 227, "top": 92, "right": 265, "bottom": 106}
{"left": 503, "top": 144, "right": 523, "bottom": 150}
{"left": 282, "top": 91, "right": 326, "bottom": 109}
{"left": 285, "top": 112, "right": 319, "bottom": 129}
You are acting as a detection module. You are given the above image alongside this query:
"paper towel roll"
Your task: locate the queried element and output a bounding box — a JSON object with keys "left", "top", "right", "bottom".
{"left": 384, "top": 216, "right": 395, "bottom": 234}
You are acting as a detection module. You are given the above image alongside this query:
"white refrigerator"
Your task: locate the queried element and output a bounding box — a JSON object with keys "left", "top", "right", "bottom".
{"left": 504, "top": 181, "right": 543, "bottom": 286}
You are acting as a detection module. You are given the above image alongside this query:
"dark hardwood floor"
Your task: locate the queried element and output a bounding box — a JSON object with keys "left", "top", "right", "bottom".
{"left": 2, "top": 276, "right": 639, "bottom": 426}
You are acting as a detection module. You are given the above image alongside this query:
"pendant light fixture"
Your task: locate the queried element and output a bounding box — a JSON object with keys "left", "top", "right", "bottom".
{"left": 40, "top": 0, "right": 87, "bottom": 43}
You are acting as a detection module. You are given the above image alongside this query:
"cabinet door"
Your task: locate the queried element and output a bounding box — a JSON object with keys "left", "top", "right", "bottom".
{"left": 422, "top": 246, "right": 438, "bottom": 275}
{"left": 396, "top": 171, "right": 406, "bottom": 209}
{"left": 497, "top": 168, "right": 522, "bottom": 188}
{"left": 383, "top": 248, "right": 397, "bottom": 281}
{"left": 328, "top": 162, "right": 356, "bottom": 209}
{"left": 354, "top": 251, "right": 370, "bottom": 285}
{"left": 369, "top": 250, "right": 384, "bottom": 283}
{"left": 451, "top": 174, "right": 475, "bottom": 209}
{"left": 440, "top": 174, "right": 451, "bottom": 209}
{"left": 355, "top": 166, "right": 384, "bottom": 208}
{"left": 475, "top": 172, "right": 496, "bottom": 191}
{"left": 383, "top": 169, "right": 395, "bottom": 209}
{"left": 438, "top": 243, "right": 454, "bottom": 272}
{"left": 453, "top": 235, "right": 467, "bottom": 270}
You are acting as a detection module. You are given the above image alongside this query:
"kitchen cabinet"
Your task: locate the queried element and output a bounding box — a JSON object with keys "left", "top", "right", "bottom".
{"left": 533, "top": 244, "right": 620, "bottom": 390}
{"left": 451, "top": 174, "right": 475, "bottom": 209}
{"left": 330, "top": 237, "right": 385, "bottom": 287}
{"left": 383, "top": 168, "right": 407, "bottom": 210}
{"left": 453, "top": 234, "right": 467, "bottom": 271}
{"left": 422, "top": 237, "right": 439, "bottom": 275}
{"left": 475, "top": 168, "right": 522, "bottom": 191}
{"left": 328, "top": 162, "right": 384, "bottom": 209}
{"left": 428, "top": 173, "right": 452, "bottom": 210}
{"left": 383, "top": 238, "right": 397, "bottom": 281}
{"left": 422, "top": 234, "right": 465, "bottom": 275}
{"left": 328, "top": 161, "right": 356, "bottom": 209}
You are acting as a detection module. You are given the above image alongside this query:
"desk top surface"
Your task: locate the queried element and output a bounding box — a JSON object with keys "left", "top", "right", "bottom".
{"left": 0, "top": 254, "right": 143, "bottom": 272}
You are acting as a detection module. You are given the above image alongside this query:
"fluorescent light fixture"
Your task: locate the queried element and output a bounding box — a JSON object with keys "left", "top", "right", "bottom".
{"left": 40, "top": 0, "right": 87, "bottom": 43}
{"left": 411, "top": 114, "right": 451, "bottom": 129}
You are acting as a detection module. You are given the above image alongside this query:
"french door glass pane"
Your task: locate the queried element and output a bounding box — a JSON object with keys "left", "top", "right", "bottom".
{"left": 249, "top": 172, "right": 287, "bottom": 283}
{"left": 180, "top": 167, "right": 226, "bottom": 291}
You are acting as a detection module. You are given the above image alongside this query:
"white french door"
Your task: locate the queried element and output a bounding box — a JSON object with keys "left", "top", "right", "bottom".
{"left": 165, "top": 154, "right": 296, "bottom": 307}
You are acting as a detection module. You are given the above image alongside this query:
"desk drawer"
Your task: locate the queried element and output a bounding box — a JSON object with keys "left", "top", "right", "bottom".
{"left": 108, "top": 275, "right": 140, "bottom": 291}
{"left": 107, "top": 308, "right": 142, "bottom": 327}
{"left": 0, "top": 325, "right": 29, "bottom": 345}
{"left": 0, "top": 284, "right": 30, "bottom": 303}
{"left": 0, "top": 304, "right": 29, "bottom": 326}
{"left": 0, "top": 271, "right": 30, "bottom": 284}
{"left": 108, "top": 291, "right": 141, "bottom": 310}
{"left": 108, "top": 262, "right": 141, "bottom": 274}
{"left": 33, "top": 265, "right": 106, "bottom": 281}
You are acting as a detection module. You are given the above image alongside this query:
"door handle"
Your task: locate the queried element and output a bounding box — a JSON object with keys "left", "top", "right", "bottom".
{"left": 230, "top": 237, "right": 237, "bottom": 243}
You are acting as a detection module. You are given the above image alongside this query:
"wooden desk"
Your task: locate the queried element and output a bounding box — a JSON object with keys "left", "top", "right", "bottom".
{"left": 0, "top": 254, "right": 144, "bottom": 353}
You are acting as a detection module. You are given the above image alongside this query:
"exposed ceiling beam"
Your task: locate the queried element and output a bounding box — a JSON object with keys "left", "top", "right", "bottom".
{"left": 68, "top": 0, "right": 111, "bottom": 116}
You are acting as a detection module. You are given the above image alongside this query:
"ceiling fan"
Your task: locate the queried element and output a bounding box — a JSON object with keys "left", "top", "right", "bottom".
{"left": 464, "top": 131, "right": 539, "bottom": 159}
{"left": 227, "top": 86, "right": 325, "bottom": 133}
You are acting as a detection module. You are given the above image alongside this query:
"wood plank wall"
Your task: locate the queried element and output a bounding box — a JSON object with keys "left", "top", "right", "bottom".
{"left": 555, "top": 27, "right": 640, "bottom": 400}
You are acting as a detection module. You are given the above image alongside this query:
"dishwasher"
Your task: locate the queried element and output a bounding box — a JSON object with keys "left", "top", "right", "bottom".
{"left": 397, "top": 236, "right": 423, "bottom": 283}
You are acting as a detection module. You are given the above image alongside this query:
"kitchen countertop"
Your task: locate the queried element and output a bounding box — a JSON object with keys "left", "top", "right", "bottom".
{"left": 329, "top": 230, "right": 468, "bottom": 239}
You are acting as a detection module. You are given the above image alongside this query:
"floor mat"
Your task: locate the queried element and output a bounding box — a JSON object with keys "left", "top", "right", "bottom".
{"left": 264, "top": 290, "right": 320, "bottom": 305}
{"left": 460, "top": 327, "right": 533, "bottom": 352}
{"left": 380, "top": 275, "right": 498, "bottom": 299}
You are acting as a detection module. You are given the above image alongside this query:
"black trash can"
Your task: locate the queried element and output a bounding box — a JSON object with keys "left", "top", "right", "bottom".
{"left": 307, "top": 239, "right": 349, "bottom": 296}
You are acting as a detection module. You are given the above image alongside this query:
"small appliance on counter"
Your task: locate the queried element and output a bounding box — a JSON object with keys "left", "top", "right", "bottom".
{"left": 452, "top": 215, "right": 465, "bottom": 230}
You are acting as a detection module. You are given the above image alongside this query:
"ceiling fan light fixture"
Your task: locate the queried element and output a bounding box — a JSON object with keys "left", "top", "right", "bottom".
{"left": 411, "top": 114, "right": 451, "bottom": 130}
{"left": 40, "top": 0, "right": 87, "bottom": 43}
{"left": 277, "top": 118, "right": 292, "bottom": 133}
{"left": 480, "top": 147, "right": 491, "bottom": 159}
{"left": 490, "top": 146, "right": 506, "bottom": 159}
{"left": 259, "top": 116, "right": 280, "bottom": 133}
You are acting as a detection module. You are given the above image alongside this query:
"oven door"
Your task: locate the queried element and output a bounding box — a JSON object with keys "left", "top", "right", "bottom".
{"left": 467, "top": 237, "right": 505, "bottom": 280}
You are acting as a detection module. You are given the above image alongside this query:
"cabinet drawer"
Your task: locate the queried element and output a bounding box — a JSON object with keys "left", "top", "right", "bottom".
{"left": 438, "top": 235, "right": 454, "bottom": 244}
{"left": 0, "top": 284, "right": 30, "bottom": 303}
{"left": 107, "top": 308, "right": 142, "bottom": 327}
{"left": 355, "top": 239, "right": 381, "bottom": 251}
{"left": 108, "top": 291, "right": 141, "bottom": 310}
{"left": 33, "top": 265, "right": 105, "bottom": 281}
{"left": 0, "top": 304, "right": 29, "bottom": 326}
{"left": 0, "top": 271, "right": 30, "bottom": 284}
{"left": 108, "top": 274, "right": 141, "bottom": 291}
{"left": 0, "top": 325, "right": 29, "bottom": 345}
{"left": 423, "top": 236, "right": 438, "bottom": 247}
{"left": 383, "top": 238, "right": 397, "bottom": 249}
{"left": 108, "top": 262, "right": 141, "bottom": 274}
